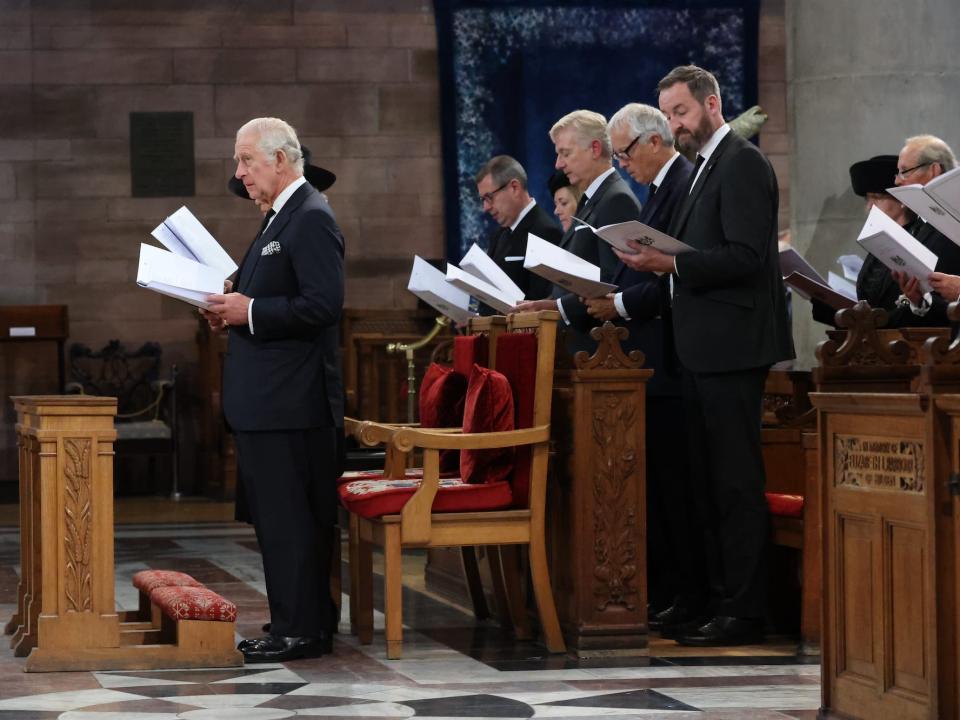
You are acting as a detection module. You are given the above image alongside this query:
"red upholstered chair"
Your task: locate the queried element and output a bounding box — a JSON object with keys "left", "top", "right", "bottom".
{"left": 340, "top": 311, "right": 564, "bottom": 659}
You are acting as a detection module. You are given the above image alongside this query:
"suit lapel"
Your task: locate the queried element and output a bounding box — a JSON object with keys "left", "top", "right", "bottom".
{"left": 237, "top": 182, "right": 312, "bottom": 293}
{"left": 561, "top": 171, "right": 619, "bottom": 250}
{"left": 670, "top": 133, "right": 735, "bottom": 240}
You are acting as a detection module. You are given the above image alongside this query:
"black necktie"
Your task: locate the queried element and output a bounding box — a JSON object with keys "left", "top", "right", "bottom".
{"left": 257, "top": 209, "right": 276, "bottom": 240}
{"left": 575, "top": 193, "right": 588, "bottom": 214}
{"left": 688, "top": 154, "right": 706, "bottom": 192}
{"left": 237, "top": 209, "right": 276, "bottom": 291}
{"left": 649, "top": 182, "right": 659, "bottom": 197}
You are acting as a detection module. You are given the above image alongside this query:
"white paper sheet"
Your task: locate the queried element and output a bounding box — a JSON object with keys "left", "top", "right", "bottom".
{"left": 136, "top": 243, "right": 225, "bottom": 309}
{"left": 837, "top": 254, "right": 864, "bottom": 282}
{"left": 778, "top": 247, "right": 827, "bottom": 284}
{"left": 888, "top": 183, "right": 960, "bottom": 246}
{"left": 458, "top": 243, "right": 525, "bottom": 302}
{"left": 573, "top": 217, "right": 694, "bottom": 256}
{"left": 152, "top": 206, "right": 239, "bottom": 276}
{"left": 523, "top": 233, "right": 617, "bottom": 299}
{"left": 827, "top": 271, "right": 857, "bottom": 301}
{"left": 445, "top": 263, "right": 517, "bottom": 314}
{"left": 407, "top": 256, "right": 476, "bottom": 325}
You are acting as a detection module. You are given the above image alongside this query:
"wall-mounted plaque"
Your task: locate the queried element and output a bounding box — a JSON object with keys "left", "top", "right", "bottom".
{"left": 834, "top": 434, "right": 925, "bottom": 493}
{"left": 129, "top": 112, "right": 195, "bottom": 197}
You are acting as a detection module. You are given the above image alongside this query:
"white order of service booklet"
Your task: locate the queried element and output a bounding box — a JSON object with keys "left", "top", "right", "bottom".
{"left": 888, "top": 165, "right": 960, "bottom": 245}
{"left": 856, "top": 205, "right": 938, "bottom": 293}
{"left": 572, "top": 217, "right": 694, "bottom": 256}
{"left": 136, "top": 206, "right": 238, "bottom": 309}
{"left": 458, "top": 243, "right": 525, "bottom": 303}
{"left": 407, "top": 255, "right": 477, "bottom": 326}
{"left": 523, "top": 233, "right": 617, "bottom": 299}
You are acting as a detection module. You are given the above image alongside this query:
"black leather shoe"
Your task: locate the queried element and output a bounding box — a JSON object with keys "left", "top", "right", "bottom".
{"left": 660, "top": 615, "right": 710, "bottom": 640}
{"left": 676, "top": 616, "right": 764, "bottom": 647}
{"left": 649, "top": 602, "right": 702, "bottom": 632}
{"left": 239, "top": 633, "right": 333, "bottom": 663}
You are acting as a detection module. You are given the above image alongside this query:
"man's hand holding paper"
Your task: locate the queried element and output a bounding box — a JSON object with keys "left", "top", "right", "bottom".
{"left": 205, "top": 291, "right": 251, "bottom": 328}
{"left": 613, "top": 242, "right": 676, "bottom": 274}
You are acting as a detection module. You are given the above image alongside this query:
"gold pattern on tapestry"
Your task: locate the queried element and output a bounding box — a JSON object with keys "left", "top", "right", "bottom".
{"left": 591, "top": 392, "right": 639, "bottom": 610}
{"left": 63, "top": 438, "right": 93, "bottom": 612}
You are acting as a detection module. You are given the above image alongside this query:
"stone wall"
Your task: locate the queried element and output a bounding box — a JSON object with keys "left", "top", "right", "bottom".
{"left": 0, "top": 0, "right": 788, "bottom": 493}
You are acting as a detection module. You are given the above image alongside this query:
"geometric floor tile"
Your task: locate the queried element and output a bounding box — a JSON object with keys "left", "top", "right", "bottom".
{"left": 543, "top": 689, "right": 698, "bottom": 711}
{"left": 401, "top": 694, "right": 534, "bottom": 717}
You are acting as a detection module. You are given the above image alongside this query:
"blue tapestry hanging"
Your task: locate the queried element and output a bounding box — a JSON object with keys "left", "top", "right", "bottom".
{"left": 434, "top": 0, "right": 760, "bottom": 260}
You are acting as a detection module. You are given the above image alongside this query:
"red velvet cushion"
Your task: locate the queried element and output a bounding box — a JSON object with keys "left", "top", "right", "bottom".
{"left": 132, "top": 570, "right": 202, "bottom": 594}
{"left": 460, "top": 364, "right": 514, "bottom": 485}
{"left": 766, "top": 492, "right": 804, "bottom": 518}
{"left": 453, "top": 335, "right": 488, "bottom": 378}
{"left": 338, "top": 477, "right": 513, "bottom": 519}
{"left": 494, "top": 332, "right": 538, "bottom": 507}
{"left": 150, "top": 586, "right": 238, "bottom": 622}
{"left": 419, "top": 362, "right": 468, "bottom": 473}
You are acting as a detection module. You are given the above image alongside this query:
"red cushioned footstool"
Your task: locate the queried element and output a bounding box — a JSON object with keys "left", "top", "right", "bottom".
{"left": 131, "top": 570, "right": 203, "bottom": 625}
{"left": 150, "top": 585, "right": 238, "bottom": 623}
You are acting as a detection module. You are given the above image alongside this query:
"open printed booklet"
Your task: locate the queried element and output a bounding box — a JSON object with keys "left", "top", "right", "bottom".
{"left": 778, "top": 246, "right": 856, "bottom": 310}
{"left": 857, "top": 205, "right": 937, "bottom": 293}
{"left": 888, "top": 165, "right": 960, "bottom": 245}
{"left": 136, "top": 206, "right": 238, "bottom": 309}
{"left": 572, "top": 217, "right": 694, "bottom": 256}
{"left": 444, "top": 243, "right": 525, "bottom": 313}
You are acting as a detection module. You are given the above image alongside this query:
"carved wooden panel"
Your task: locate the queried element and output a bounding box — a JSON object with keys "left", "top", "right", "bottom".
{"left": 886, "top": 521, "right": 927, "bottom": 698}
{"left": 63, "top": 438, "right": 93, "bottom": 613}
{"left": 591, "top": 391, "right": 640, "bottom": 612}
{"left": 837, "top": 513, "right": 877, "bottom": 682}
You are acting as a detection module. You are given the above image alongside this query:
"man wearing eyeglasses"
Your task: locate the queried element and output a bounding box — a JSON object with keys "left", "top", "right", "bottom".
{"left": 474, "top": 155, "right": 562, "bottom": 304}
{"left": 887, "top": 135, "right": 960, "bottom": 323}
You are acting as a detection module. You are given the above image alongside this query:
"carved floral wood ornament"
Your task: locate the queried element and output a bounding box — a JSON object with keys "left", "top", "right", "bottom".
{"left": 574, "top": 322, "right": 645, "bottom": 371}
{"left": 63, "top": 438, "right": 93, "bottom": 613}
{"left": 816, "top": 301, "right": 911, "bottom": 367}
{"left": 591, "top": 392, "right": 640, "bottom": 611}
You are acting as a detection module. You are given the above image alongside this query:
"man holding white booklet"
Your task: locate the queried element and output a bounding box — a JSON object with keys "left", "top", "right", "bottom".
{"left": 883, "top": 135, "right": 960, "bottom": 325}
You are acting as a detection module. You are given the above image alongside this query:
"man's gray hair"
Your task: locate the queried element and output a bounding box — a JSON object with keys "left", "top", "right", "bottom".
{"left": 474, "top": 155, "right": 528, "bottom": 189}
{"left": 237, "top": 117, "right": 304, "bottom": 174}
{"left": 906, "top": 134, "right": 957, "bottom": 172}
{"left": 549, "top": 110, "right": 612, "bottom": 158}
{"left": 608, "top": 103, "right": 674, "bottom": 146}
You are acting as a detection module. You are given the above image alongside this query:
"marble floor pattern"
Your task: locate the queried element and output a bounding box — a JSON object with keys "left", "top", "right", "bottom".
{"left": 0, "top": 520, "right": 822, "bottom": 719}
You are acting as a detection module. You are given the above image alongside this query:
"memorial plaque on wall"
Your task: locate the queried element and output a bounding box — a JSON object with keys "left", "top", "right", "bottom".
{"left": 129, "top": 112, "right": 195, "bottom": 197}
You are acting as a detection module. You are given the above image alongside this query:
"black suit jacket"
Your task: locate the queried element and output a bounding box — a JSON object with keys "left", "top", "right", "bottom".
{"left": 223, "top": 181, "right": 345, "bottom": 431}
{"left": 556, "top": 169, "right": 642, "bottom": 326}
{"left": 670, "top": 131, "right": 794, "bottom": 373}
{"left": 487, "top": 202, "right": 561, "bottom": 301}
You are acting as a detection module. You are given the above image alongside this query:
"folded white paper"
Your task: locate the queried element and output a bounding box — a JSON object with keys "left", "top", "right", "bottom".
{"left": 407, "top": 256, "right": 476, "bottom": 325}
{"left": 778, "top": 246, "right": 826, "bottom": 284}
{"left": 136, "top": 243, "right": 225, "bottom": 309}
{"left": 783, "top": 272, "right": 856, "bottom": 310}
{"left": 827, "top": 271, "right": 857, "bottom": 301}
{"left": 458, "top": 243, "right": 525, "bottom": 302}
{"left": 152, "top": 206, "right": 239, "bottom": 277}
{"left": 573, "top": 217, "right": 694, "bottom": 256}
{"left": 523, "top": 233, "right": 617, "bottom": 299}
{"left": 888, "top": 167, "right": 960, "bottom": 245}
{"left": 446, "top": 263, "right": 517, "bottom": 314}
{"left": 857, "top": 205, "right": 938, "bottom": 293}
{"left": 837, "top": 254, "right": 864, "bottom": 281}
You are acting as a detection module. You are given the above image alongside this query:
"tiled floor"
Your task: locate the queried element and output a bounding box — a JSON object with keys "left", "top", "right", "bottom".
{"left": 0, "top": 516, "right": 822, "bottom": 719}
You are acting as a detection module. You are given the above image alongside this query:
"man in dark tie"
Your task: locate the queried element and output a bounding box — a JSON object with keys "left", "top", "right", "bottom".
{"left": 474, "top": 155, "right": 561, "bottom": 304}
{"left": 203, "top": 117, "right": 345, "bottom": 662}
{"left": 515, "top": 110, "right": 641, "bottom": 346}
{"left": 573, "top": 103, "right": 698, "bottom": 624}
{"left": 616, "top": 66, "right": 794, "bottom": 646}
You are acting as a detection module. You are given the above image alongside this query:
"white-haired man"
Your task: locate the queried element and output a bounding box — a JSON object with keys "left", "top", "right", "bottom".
{"left": 516, "top": 110, "right": 641, "bottom": 346}
{"left": 203, "top": 117, "right": 345, "bottom": 663}
{"left": 886, "top": 135, "right": 960, "bottom": 322}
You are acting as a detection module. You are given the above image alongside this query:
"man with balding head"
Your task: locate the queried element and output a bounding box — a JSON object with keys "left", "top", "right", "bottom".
{"left": 203, "top": 116, "right": 345, "bottom": 663}
{"left": 475, "top": 155, "right": 561, "bottom": 302}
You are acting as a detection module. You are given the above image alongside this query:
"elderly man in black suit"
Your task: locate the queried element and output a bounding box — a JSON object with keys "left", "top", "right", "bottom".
{"left": 203, "top": 117, "right": 345, "bottom": 663}
{"left": 617, "top": 66, "right": 794, "bottom": 646}
{"left": 573, "top": 103, "right": 699, "bottom": 623}
{"left": 516, "top": 110, "right": 641, "bottom": 344}
{"left": 474, "top": 155, "right": 561, "bottom": 303}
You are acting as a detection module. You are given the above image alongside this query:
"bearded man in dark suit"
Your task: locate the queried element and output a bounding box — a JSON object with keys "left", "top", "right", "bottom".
{"left": 617, "top": 66, "right": 794, "bottom": 646}
{"left": 203, "top": 116, "right": 345, "bottom": 663}
{"left": 474, "top": 155, "right": 561, "bottom": 303}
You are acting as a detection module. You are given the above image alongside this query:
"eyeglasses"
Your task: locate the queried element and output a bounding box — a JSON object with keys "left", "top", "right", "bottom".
{"left": 613, "top": 135, "right": 643, "bottom": 162}
{"left": 479, "top": 182, "right": 510, "bottom": 204}
{"left": 896, "top": 161, "right": 932, "bottom": 180}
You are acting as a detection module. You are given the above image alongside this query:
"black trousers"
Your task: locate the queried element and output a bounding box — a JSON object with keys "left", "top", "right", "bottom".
{"left": 645, "top": 394, "right": 702, "bottom": 611}
{"left": 682, "top": 366, "right": 770, "bottom": 619}
{"left": 234, "top": 427, "right": 339, "bottom": 638}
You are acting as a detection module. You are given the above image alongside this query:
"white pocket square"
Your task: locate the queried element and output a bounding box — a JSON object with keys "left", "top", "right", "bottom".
{"left": 261, "top": 241, "right": 282, "bottom": 256}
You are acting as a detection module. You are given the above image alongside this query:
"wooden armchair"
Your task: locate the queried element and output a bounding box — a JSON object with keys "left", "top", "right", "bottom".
{"left": 340, "top": 311, "right": 564, "bottom": 659}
